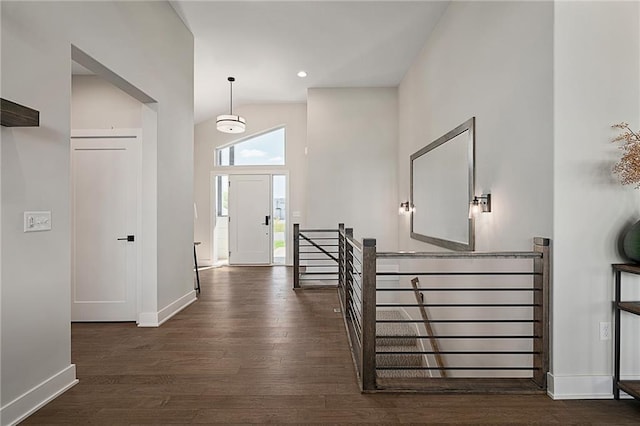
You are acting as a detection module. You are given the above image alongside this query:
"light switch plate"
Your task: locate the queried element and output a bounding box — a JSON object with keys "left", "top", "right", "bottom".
{"left": 24, "top": 211, "right": 52, "bottom": 232}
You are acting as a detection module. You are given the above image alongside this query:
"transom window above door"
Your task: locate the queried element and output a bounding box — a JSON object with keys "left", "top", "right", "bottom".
{"left": 216, "top": 127, "right": 285, "bottom": 166}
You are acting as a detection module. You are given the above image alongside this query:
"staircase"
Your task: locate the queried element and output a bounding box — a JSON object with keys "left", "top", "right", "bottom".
{"left": 376, "top": 310, "right": 430, "bottom": 378}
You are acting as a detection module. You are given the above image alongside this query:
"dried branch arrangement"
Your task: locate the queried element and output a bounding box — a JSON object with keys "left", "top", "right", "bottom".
{"left": 612, "top": 122, "right": 640, "bottom": 188}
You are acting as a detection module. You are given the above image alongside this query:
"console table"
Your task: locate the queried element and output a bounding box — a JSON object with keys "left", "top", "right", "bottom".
{"left": 613, "top": 263, "right": 640, "bottom": 400}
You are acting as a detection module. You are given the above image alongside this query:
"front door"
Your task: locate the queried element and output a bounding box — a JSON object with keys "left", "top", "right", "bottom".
{"left": 228, "top": 174, "right": 271, "bottom": 264}
{"left": 71, "top": 133, "right": 139, "bottom": 321}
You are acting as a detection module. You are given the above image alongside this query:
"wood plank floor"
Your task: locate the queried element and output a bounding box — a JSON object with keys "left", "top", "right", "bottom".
{"left": 25, "top": 266, "right": 640, "bottom": 424}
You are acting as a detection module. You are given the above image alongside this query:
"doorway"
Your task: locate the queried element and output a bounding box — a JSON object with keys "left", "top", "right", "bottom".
{"left": 213, "top": 173, "right": 287, "bottom": 265}
{"left": 71, "top": 131, "right": 140, "bottom": 321}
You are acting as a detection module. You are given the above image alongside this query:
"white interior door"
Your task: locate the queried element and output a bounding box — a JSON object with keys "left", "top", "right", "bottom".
{"left": 228, "top": 174, "right": 271, "bottom": 264}
{"left": 71, "top": 134, "right": 139, "bottom": 321}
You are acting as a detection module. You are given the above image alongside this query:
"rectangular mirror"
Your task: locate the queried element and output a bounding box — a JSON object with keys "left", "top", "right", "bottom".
{"left": 410, "top": 117, "right": 475, "bottom": 251}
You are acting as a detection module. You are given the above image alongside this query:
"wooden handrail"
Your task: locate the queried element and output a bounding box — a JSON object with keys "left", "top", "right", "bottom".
{"left": 411, "top": 277, "right": 446, "bottom": 377}
{"left": 377, "top": 251, "right": 541, "bottom": 259}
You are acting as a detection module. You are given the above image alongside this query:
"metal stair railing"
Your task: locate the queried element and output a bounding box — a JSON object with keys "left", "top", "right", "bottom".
{"left": 297, "top": 224, "right": 551, "bottom": 394}
{"left": 293, "top": 223, "right": 341, "bottom": 289}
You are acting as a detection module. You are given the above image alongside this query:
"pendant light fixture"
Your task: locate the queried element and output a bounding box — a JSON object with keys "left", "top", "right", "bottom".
{"left": 217, "top": 76, "right": 246, "bottom": 134}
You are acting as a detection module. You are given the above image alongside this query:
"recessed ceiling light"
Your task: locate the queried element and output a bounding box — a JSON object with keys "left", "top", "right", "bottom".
{"left": 297, "top": 71, "right": 307, "bottom": 78}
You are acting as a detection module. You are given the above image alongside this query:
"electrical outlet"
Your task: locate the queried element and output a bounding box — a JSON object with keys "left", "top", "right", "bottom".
{"left": 24, "top": 211, "right": 51, "bottom": 232}
{"left": 600, "top": 322, "right": 611, "bottom": 341}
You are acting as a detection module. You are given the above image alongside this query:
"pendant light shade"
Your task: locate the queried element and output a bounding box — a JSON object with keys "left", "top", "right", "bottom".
{"left": 217, "top": 77, "right": 246, "bottom": 134}
{"left": 216, "top": 114, "right": 246, "bottom": 133}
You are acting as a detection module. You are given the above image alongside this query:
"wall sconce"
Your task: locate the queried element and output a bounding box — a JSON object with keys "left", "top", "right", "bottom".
{"left": 470, "top": 193, "right": 491, "bottom": 217}
{"left": 399, "top": 201, "right": 415, "bottom": 214}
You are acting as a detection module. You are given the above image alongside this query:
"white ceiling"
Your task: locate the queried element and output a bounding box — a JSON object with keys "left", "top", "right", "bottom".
{"left": 170, "top": 1, "right": 449, "bottom": 124}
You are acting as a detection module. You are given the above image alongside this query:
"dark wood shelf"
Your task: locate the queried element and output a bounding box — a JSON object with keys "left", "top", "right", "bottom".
{"left": 613, "top": 264, "right": 640, "bottom": 401}
{"left": 613, "top": 264, "right": 640, "bottom": 274}
{"left": 1, "top": 98, "right": 39, "bottom": 127}
{"left": 618, "top": 380, "right": 640, "bottom": 400}
{"left": 618, "top": 302, "right": 640, "bottom": 316}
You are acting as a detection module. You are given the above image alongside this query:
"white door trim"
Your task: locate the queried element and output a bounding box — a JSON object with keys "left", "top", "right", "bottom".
{"left": 71, "top": 128, "right": 143, "bottom": 321}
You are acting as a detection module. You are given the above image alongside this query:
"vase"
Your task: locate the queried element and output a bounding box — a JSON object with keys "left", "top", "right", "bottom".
{"left": 622, "top": 220, "right": 640, "bottom": 263}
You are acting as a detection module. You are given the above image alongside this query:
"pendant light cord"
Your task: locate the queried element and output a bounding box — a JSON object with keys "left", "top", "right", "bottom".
{"left": 228, "top": 76, "right": 235, "bottom": 115}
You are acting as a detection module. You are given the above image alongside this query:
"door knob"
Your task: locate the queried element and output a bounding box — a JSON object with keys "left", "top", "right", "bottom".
{"left": 117, "top": 235, "right": 135, "bottom": 242}
{"left": 262, "top": 215, "right": 270, "bottom": 226}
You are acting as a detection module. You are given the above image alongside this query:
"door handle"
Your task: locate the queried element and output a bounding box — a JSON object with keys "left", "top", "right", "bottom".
{"left": 117, "top": 235, "right": 135, "bottom": 242}
{"left": 262, "top": 215, "right": 270, "bottom": 226}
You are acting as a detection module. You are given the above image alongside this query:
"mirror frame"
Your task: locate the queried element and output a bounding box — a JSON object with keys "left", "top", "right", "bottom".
{"left": 410, "top": 117, "right": 475, "bottom": 251}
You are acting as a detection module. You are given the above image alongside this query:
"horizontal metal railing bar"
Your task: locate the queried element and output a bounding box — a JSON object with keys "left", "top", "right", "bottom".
{"left": 376, "top": 251, "right": 542, "bottom": 259}
{"left": 376, "top": 319, "right": 538, "bottom": 323}
{"left": 376, "top": 366, "right": 539, "bottom": 371}
{"left": 348, "top": 307, "right": 363, "bottom": 336}
{"left": 299, "top": 229, "right": 339, "bottom": 233}
{"left": 349, "top": 300, "right": 362, "bottom": 317}
{"left": 299, "top": 271, "right": 338, "bottom": 275}
{"left": 299, "top": 233, "right": 339, "bottom": 263}
{"left": 299, "top": 279, "right": 338, "bottom": 282}
{"left": 300, "top": 258, "right": 340, "bottom": 261}
{"left": 349, "top": 281, "right": 363, "bottom": 295}
{"left": 377, "top": 335, "right": 540, "bottom": 339}
{"left": 299, "top": 237, "right": 339, "bottom": 240}
{"left": 350, "top": 320, "right": 362, "bottom": 349}
{"left": 346, "top": 235, "right": 363, "bottom": 251}
{"left": 349, "top": 292, "right": 363, "bottom": 308}
{"left": 376, "top": 351, "right": 540, "bottom": 355}
{"left": 376, "top": 288, "right": 540, "bottom": 292}
{"left": 300, "top": 271, "right": 339, "bottom": 275}
{"left": 376, "top": 272, "right": 539, "bottom": 276}
{"left": 376, "top": 304, "right": 539, "bottom": 308}
{"left": 349, "top": 301, "right": 362, "bottom": 318}
{"left": 300, "top": 251, "right": 340, "bottom": 254}
{"left": 299, "top": 244, "right": 340, "bottom": 247}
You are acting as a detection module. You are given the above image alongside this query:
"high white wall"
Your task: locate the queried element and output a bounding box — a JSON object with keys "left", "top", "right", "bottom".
{"left": 0, "top": 2, "right": 193, "bottom": 424}
{"left": 194, "top": 103, "right": 307, "bottom": 265}
{"left": 551, "top": 0, "right": 640, "bottom": 399}
{"left": 307, "top": 88, "right": 398, "bottom": 250}
{"left": 71, "top": 75, "right": 142, "bottom": 129}
{"left": 397, "top": 0, "right": 554, "bottom": 253}
{"left": 395, "top": 0, "right": 554, "bottom": 378}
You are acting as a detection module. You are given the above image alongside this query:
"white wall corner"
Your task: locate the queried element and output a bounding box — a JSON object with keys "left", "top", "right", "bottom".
{"left": 137, "top": 311, "right": 160, "bottom": 327}
{"left": 547, "top": 373, "right": 613, "bottom": 400}
{"left": 138, "top": 290, "right": 197, "bottom": 328}
{"left": 0, "top": 364, "right": 78, "bottom": 426}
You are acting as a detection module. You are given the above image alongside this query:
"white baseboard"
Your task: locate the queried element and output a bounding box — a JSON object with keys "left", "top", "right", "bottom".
{"left": 0, "top": 364, "right": 78, "bottom": 426}
{"left": 547, "top": 373, "right": 613, "bottom": 399}
{"left": 137, "top": 290, "right": 197, "bottom": 327}
{"left": 197, "top": 258, "right": 213, "bottom": 267}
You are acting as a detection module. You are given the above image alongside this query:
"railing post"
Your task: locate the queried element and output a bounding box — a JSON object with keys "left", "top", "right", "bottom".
{"left": 293, "top": 223, "right": 300, "bottom": 289}
{"left": 345, "top": 228, "right": 354, "bottom": 318}
{"left": 532, "top": 237, "right": 550, "bottom": 388}
{"left": 338, "top": 223, "right": 345, "bottom": 293}
{"left": 361, "top": 238, "right": 377, "bottom": 391}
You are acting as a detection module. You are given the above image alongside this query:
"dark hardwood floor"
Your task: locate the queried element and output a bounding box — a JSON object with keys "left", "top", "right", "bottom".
{"left": 25, "top": 266, "right": 639, "bottom": 424}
